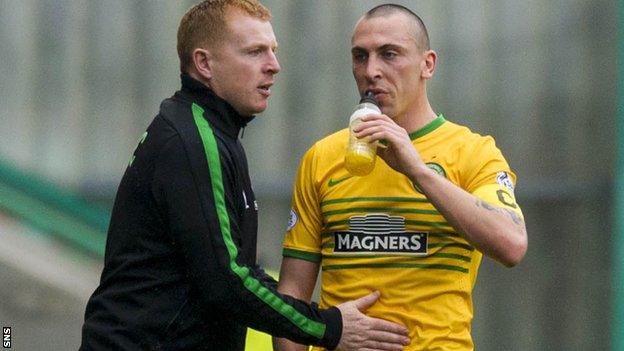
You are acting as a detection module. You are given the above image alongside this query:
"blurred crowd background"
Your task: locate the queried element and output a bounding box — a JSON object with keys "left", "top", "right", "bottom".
{"left": 0, "top": 1, "right": 618, "bottom": 350}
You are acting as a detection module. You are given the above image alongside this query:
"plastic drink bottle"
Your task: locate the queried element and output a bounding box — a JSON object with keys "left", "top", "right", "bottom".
{"left": 344, "top": 91, "right": 381, "bottom": 176}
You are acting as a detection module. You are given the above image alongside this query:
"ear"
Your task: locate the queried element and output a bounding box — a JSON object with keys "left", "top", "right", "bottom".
{"left": 191, "top": 48, "right": 214, "bottom": 81}
{"left": 421, "top": 50, "right": 437, "bottom": 79}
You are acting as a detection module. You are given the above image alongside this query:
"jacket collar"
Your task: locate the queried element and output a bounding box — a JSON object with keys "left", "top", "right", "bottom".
{"left": 178, "top": 74, "right": 255, "bottom": 138}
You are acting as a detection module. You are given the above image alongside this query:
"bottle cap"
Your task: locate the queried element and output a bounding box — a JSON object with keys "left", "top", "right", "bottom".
{"left": 359, "top": 90, "right": 379, "bottom": 106}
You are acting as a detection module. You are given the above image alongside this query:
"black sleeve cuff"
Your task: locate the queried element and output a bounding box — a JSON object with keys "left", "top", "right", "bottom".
{"left": 318, "top": 306, "right": 342, "bottom": 350}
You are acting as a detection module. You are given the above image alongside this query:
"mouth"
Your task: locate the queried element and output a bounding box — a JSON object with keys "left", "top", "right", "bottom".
{"left": 257, "top": 82, "right": 273, "bottom": 97}
{"left": 366, "top": 88, "right": 389, "bottom": 100}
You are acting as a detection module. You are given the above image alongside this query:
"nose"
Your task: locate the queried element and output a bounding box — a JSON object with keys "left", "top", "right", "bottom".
{"left": 264, "top": 51, "right": 281, "bottom": 75}
{"left": 363, "top": 55, "right": 382, "bottom": 81}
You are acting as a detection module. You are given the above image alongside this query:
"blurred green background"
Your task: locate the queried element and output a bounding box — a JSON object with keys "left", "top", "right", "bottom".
{"left": 0, "top": 0, "right": 619, "bottom": 350}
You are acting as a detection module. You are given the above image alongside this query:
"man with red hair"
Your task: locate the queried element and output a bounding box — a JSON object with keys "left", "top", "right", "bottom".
{"left": 80, "top": 1, "right": 409, "bottom": 350}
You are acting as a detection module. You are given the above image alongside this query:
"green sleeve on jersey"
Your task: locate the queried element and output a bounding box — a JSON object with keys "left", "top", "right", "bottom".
{"left": 283, "top": 248, "right": 322, "bottom": 263}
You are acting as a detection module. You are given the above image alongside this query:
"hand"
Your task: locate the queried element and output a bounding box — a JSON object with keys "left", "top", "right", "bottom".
{"left": 335, "top": 291, "right": 410, "bottom": 351}
{"left": 354, "top": 114, "right": 423, "bottom": 177}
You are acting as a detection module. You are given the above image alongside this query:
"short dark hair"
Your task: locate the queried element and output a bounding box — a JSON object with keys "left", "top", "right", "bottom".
{"left": 365, "top": 3, "right": 430, "bottom": 51}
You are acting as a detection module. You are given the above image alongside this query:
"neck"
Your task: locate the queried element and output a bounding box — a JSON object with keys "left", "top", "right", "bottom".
{"left": 393, "top": 89, "right": 437, "bottom": 133}
{"left": 187, "top": 70, "right": 212, "bottom": 89}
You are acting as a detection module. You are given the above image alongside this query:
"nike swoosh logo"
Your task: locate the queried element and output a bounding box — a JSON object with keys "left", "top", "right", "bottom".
{"left": 328, "top": 175, "right": 353, "bottom": 187}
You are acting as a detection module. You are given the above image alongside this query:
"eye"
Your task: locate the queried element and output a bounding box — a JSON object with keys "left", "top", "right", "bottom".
{"left": 352, "top": 52, "right": 367, "bottom": 62}
{"left": 382, "top": 51, "right": 397, "bottom": 59}
{"left": 249, "top": 48, "right": 262, "bottom": 56}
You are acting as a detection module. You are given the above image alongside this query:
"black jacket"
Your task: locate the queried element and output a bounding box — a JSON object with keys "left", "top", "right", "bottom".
{"left": 80, "top": 75, "right": 341, "bottom": 350}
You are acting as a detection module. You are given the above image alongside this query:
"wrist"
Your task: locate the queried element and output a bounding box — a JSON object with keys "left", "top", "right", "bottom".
{"left": 319, "top": 306, "right": 342, "bottom": 350}
{"left": 408, "top": 163, "right": 435, "bottom": 186}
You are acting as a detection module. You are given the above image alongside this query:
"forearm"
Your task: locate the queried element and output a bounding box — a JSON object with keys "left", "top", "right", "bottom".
{"left": 273, "top": 257, "right": 319, "bottom": 351}
{"left": 273, "top": 283, "right": 313, "bottom": 351}
{"left": 409, "top": 165, "right": 527, "bottom": 266}
{"left": 274, "top": 326, "right": 310, "bottom": 350}
{"left": 156, "top": 137, "right": 341, "bottom": 347}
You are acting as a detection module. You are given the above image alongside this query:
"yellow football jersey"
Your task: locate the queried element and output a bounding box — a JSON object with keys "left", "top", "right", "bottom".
{"left": 282, "top": 115, "right": 523, "bottom": 351}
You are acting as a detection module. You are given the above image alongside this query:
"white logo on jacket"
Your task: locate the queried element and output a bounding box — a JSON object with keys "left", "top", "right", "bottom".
{"left": 242, "top": 191, "right": 250, "bottom": 209}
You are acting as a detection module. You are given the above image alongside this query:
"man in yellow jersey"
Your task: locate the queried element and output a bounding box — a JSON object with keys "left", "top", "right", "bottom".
{"left": 274, "top": 3, "right": 528, "bottom": 351}
{"left": 81, "top": 1, "right": 410, "bottom": 350}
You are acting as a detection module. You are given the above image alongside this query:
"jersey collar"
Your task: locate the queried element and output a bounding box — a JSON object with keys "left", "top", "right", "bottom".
{"left": 409, "top": 114, "right": 446, "bottom": 140}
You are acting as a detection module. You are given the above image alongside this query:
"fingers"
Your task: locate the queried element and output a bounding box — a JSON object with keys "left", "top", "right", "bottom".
{"left": 353, "top": 290, "right": 380, "bottom": 311}
{"left": 358, "top": 344, "right": 405, "bottom": 351}
{"left": 366, "top": 329, "right": 410, "bottom": 345}
{"left": 360, "top": 113, "right": 392, "bottom": 122}
{"left": 354, "top": 114, "right": 399, "bottom": 132}
{"left": 338, "top": 322, "right": 410, "bottom": 351}
{"left": 356, "top": 128, "right": 401, "bottom": 146}
{"left": 375, "top": 140, "right": 388, "bottom": 149}
{"left": 353, "top": 116, "right": 407, "bottom": 144}
{"left": 368, "top": 317, "right": 409, "bottom": 335}
{"left": 360, "top": 339, "right": 409, "bottom": 351}
{"left": 357, "top": 322, "right": 410, "bottom": 351}
{"left": 337, "top": 331, "right": 410, "bottom": 351}
{"left": 336, "top": 298, "right": 411, "bottom": 351}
